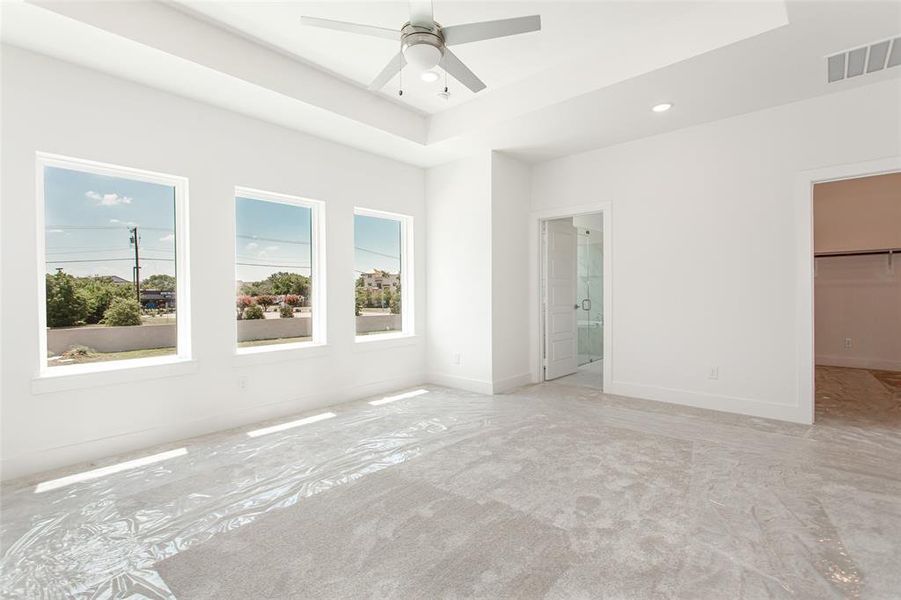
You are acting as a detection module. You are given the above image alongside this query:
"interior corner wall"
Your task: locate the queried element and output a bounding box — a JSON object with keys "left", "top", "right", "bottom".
{"left": 531, "top": 78, "right": 901, "bottom": 423}
{"left": 425, "top": 153, "right": 493, "bottom": 393}
{"left": 489, "top": 152, "right": 532, "bottom": 393}
{"left": 0, "top": 46, "right": 427, "bottom": 481}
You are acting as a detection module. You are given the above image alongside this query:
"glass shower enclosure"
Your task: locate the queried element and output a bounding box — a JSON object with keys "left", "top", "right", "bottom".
{"left": 576, "top": 228, "right": 603, "bottom": 366}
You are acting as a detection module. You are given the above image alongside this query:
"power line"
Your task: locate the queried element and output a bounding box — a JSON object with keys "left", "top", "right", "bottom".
{"left": 354, "top": 246, "right": 400, "bottom": 260}
{"left": 47, "top": 257, "right": 175, "bottom": 263}
{"left": 236, "top": 234, "right": 310, "bottom": 246}
{"left": 236, "top": 262, "right": 311, "bottom": 270}
{"left": 45, "top": 225, "right": 174, "bottom": 232}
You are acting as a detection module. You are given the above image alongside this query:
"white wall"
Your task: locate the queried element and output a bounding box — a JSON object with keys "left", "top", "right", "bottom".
{"left": 815, "top": 255, "right": 901, "bottom": 371}
{"left": 531, "top": 79, "right": 901, "bottom": 423}
{"left": 425, "top": 152, "right": 532, "bottom": 394}
{"left": 425, "top": 154, "right": 493, "bottom": 393}
{"left": 490, "top": 152, "right": 531, "bottom": 392}
{"left": 0, "top": 47, "right": 427, "bottom": 480}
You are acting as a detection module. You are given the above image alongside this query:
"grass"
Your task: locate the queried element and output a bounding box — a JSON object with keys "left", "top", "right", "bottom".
{"left": 50, "top": 347, "right": 176, "bottom": 366}
{"left": 237, "top": 337, "right": 312, "bottom": 348}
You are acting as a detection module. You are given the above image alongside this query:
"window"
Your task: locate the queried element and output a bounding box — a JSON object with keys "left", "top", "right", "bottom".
{"left": 354, "top": 208, "right": 413, "bottom": 339}
{"left": 235, "top": 188, "right": 324, "bottom": 351}
{"left": 38, "top": 154, "right": 189, "bottom": 373}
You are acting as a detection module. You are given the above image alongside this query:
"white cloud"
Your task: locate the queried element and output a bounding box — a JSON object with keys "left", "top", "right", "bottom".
{"left": 109, "top": 219, "right": 120, "bottom": 224}
{"left": 47, "top": 229, "right": 64, "bottom": 234}
{"left": 265, "top": 246, "right": 279, "bottom": 251}
{"left": 159, "top": 233, "right": 175, "bottom": 242}
{"left": 245, "top": 242, "right": 259, "bottom": 251}
{"left": 86, "top": 191, "right": 132, "bottom": 206}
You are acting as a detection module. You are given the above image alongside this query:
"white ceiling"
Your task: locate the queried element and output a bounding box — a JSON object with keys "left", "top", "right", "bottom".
{"left": 2, "top": 1, "right": 899, "bottom": 167}
{"left": 174, "top": 1, "right": 700, "bottom": 115}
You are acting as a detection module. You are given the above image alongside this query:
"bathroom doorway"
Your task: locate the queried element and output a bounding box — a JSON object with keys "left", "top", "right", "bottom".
{"left": 540, "top": 211, "right": 606, "bottom": 389}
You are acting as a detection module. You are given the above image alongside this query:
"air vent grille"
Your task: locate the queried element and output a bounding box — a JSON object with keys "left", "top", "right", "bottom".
{"left": 827, "top": 36, "right": 900, "bottom": 83}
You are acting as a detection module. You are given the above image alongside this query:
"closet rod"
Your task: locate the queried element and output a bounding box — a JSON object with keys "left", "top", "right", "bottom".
{"left": 814, "top": 248, "right": 900, "bottom": 258}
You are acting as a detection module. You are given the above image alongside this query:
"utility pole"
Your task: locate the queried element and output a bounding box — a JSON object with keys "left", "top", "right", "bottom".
{"left": 129, "top": 226, "right": 141, "bottom": 304}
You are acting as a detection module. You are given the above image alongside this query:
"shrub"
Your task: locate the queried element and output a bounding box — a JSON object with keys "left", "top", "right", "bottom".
{"left": 62, "top": 345, "right": 94, "bottom": 358}
{"left": 279, "top": 305, "right": 294, "bottom": 318}
{"left": 102, "top": 297, "right": 143, "bottom": 326}
{"left": 255, "top": 294, "right": 277, "bottom": 311}
{"left": 46, "top": 272, "right": 88, "bottom": 327}
{"left": 284, "top": 294, "right": 301, "bottom": 308}
{"left": 243, "top": 305, "right": 264, "bottom": 320}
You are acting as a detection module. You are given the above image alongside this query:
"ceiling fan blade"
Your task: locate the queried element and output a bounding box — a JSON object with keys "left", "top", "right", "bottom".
{"left": 442, "top": 49, "right": 486, "bottom": 93}
{"left": 408, "top": 0, "right": 434, "bottom": 27}
{"left": 301, "top": 16, "right": 398, "bottom": 41}
{"left": 443, "top": 15, "right": 541, "bottom": 46}
{"left": 369, "top": 52, "right": 407, "bottom": 90}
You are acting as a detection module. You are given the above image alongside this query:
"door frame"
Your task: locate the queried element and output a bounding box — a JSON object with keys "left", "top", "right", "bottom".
{"left": 530, "top": 201, "right": 612, "bottom": 387}
{"left": 795, "top": 155, "right": 901, "bottom": 424}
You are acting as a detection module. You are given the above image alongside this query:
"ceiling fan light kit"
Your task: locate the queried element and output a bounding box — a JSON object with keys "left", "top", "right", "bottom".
{"left": 300, "top": 2, "right": 541, "bottom": 95}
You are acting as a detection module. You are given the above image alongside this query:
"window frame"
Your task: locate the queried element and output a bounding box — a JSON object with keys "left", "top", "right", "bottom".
{"left": 353, "top": 207, "right": 414, "bottom": 343}
{"left": 35, "top": 152, "right": 192, "bottom": 379}
{"left": 233, "top": 186, "right": 327, "bottom": 354}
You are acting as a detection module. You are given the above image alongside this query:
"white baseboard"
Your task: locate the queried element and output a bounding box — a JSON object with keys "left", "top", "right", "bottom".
{"left": 492, "top": 373, "right": 532, "bottom": 394}
{"left": 427, "top": 372, "right": 494, "bottom": 395}
{"left": 605, "top": 380, "right": 810, "bottom": 424}
{"left": 1, "top": 373, "right": 426, "bottom": 483}
{"left": 815, "top": 355, "right": 901, "bottom": 371}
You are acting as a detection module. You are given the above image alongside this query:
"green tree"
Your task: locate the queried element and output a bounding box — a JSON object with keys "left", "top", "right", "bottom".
{"left": 382, "top": 288, "right": 395, "bottom": 310}
{"left": 46, "top": 271, "right": 88, "bottom": 327}
{"left": 102, "top": 297, "right": 143, "bottom": 326}
{"left": 369, "top": 290, "right": 383, "bottom": 308}
{"left": 389, "top": 283, "right": 401, "bottom": 315}
{"left": 77, "top": 277, "right": 132, "bottom": 324}
{"left": 354, "top": 286, "right": 368, "bottom": 316}
{"left": 141, "top": 274, "right": 176, "bottom": 291}
{"left": 267, "top": 272, "right": 311, "bottom": 304}
{"left": 239, "top": 280, "right": 273, "bottom": 296}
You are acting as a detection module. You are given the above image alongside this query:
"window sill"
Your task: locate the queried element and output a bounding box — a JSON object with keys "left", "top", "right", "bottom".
{"left": 353, "top": 333, "right": 418, "bottom": 352}
{"left": 234, "top": 342, "right": 329, "bottom": 366}
{"left": 33, "top": 356, "right": 197, "bottom": 395}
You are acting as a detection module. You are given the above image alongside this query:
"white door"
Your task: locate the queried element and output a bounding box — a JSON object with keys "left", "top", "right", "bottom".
{"left": 543, "top": 219, "right": 578, "bottom": 380}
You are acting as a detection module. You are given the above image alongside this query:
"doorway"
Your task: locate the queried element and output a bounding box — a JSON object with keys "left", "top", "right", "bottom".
{"left": 540, "top": 212, "right": 606, "bottom": 389}
{"left": 813, "top": 171, "right": 901, "bottom": 423}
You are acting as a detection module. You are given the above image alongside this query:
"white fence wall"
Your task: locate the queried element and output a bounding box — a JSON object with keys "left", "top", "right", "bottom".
{"left": 47, "top": 314, "right": 403, "bottom": 354}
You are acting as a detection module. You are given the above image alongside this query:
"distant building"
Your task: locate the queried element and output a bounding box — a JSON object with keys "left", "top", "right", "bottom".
{"left": 358, "top": 270, "right": 399, "bottom": 293}
{"left": 140, "top": 289, "right": 176, "bottom": 309}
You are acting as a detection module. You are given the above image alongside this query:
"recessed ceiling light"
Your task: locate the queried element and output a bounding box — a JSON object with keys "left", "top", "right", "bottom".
{"left": 652, "top": 103, "right": 673, "bottom": 113}
{"left": 420, "top": 71, "right": 440, "bottom": 83}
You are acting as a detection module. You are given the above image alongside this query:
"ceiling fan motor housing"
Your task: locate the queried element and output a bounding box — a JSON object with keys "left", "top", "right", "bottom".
{"left": 401, "top": 22, "right": 445, "bottom": 70}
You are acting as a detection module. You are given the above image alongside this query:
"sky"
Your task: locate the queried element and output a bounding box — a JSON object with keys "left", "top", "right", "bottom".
{"left": 235, "top": 196, "right": 311, "bottom": 283}
{"left": 44, "top": 166, "right": 401, "bottom": 285}
{"left": 44, "top": 166, "right": 176, "bottom": 280}
{"left": 354, "top": 214, "right": 401, "bottom": 279}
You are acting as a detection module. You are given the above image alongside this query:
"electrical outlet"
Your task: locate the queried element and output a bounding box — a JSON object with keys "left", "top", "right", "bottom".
{"left": 844, "top": 337, "right": 853, "bottom": 349}
{"left": 708, "top": 366, "right": 719, "bottom": 380}
{"left": 453, "top": 353, "right": 462, "bottom": 366}
{"left": 237, "top": 376, "right": 249, "bottom": 391}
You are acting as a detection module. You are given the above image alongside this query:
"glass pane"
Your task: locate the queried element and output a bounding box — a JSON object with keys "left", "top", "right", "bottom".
{"left": 576, "top": 228, "right": 603, "bottom": 366}
{"left": 235, "top": 197, "right": 313, "bottom": 348}
{"left": 44, "top": 166, "right": 177, "bottom": 367}
{"left": 354, "top": 214, "right": 402, "bottom": 336}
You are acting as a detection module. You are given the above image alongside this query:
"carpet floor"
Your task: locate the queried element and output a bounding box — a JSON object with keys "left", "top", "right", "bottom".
{"left": 1, "top": 366, "right": 899, "bottom": 599}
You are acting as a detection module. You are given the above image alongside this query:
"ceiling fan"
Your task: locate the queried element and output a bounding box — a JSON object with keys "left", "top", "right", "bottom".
{"left": 300, "top": 1, "right": 541, "bottom": 94}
